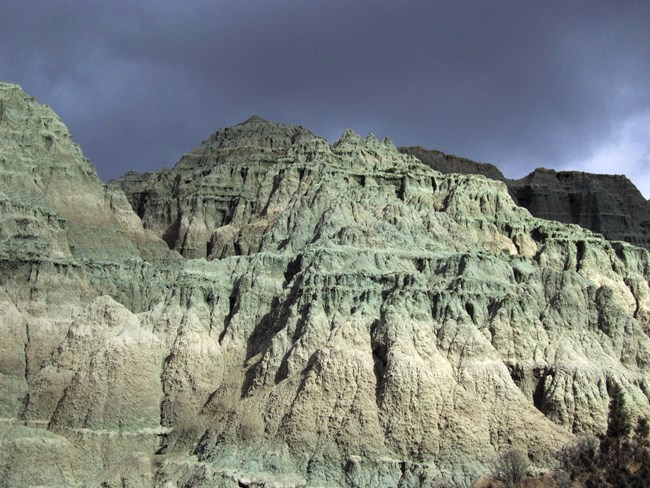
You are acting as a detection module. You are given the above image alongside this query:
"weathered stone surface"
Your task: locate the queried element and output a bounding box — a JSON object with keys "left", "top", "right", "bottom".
{"left": 0, "top": 83, "right": 169, "bottom": 263}
{"left": 509, "top": 168, "right": 650, "bottom": 249}
{"left": 401, "top": 146, "right": 506, "bottom": 181}
{"left": 400, "top": 146, "right": 650, "bottom": 250}
{"left": 1, "top": 82, "right": 650, "bottom": 487}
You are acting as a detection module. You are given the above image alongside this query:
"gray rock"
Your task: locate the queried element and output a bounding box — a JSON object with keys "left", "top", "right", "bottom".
{"left": 400, "top": 146, "right": 506, "bottom": 181}
{"left": 509, "top": 168, "right": 650, "bottom": 249}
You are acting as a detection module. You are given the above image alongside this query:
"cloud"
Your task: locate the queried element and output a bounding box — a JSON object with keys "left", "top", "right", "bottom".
{"left": 0, "top": 0, "right": 648, "bottom": 192}
{"left": 563, "top": 111, "right": 650, "bottom": 199}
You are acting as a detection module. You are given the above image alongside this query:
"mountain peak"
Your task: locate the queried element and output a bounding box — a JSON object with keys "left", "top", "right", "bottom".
{"left": 238, "top": 114, "right": 272, "bottom": 125}
{"left": 197, "top": 116, "right": 322, "bottom": 154}
{"left": 5, "top": 81, "right": 650, "bottom": 487}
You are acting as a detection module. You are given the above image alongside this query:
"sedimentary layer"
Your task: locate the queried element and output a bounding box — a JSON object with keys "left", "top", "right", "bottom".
{"left": 401, "top": 146, "right": 650, "bottom": 250}
{"left": 1, "top": 83, "right": 649, "bottom": 487}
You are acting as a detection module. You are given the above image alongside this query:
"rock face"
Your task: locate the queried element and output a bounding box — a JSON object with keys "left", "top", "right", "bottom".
{"left": 509, "top": 168, "right": 650, "bottom": 249}
{"left": 2, "top": 83, "right": 650, "bottom": 487}
{"left": 400, "top": 146, "right": 650, "bottom": 250}
{"left": 400, "top": 146, "right": 506, "bottom": 181}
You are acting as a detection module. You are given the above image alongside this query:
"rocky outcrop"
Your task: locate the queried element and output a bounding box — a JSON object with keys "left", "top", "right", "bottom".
{"left": 400, "top": 146, "right": 650, "bottom": 250}
{"left": 508, "top": 168, "right": 650, "bottom": 249}
{"left": 2, "top": 83, "right": 650, "bottom": 487}
{"left": 400, "top": 146, "right": 506, "bottom": 181}
{"left": 0, "top": 83, "right": 169, "bottom": 263}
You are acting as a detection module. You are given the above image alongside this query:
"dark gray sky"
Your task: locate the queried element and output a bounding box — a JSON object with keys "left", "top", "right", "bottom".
{"left": 2, "top": 1, "right": 649, "bottom": 196}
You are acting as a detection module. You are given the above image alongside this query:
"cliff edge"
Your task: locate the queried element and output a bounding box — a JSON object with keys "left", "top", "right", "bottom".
{"left": 1, "top": 84, "right": 649, "bottom": 487}
{"left": 400, "top": 146, "right": 650, "bottom": 250}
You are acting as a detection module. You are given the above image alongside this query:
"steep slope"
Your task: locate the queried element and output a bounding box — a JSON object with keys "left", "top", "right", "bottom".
{"left": 509, "top": 168, "right": 650, "bottom": 248}
{"left": 0, "top": 82, "right": 168, "bottom": 262}
{"left": 400, "top": 146, "right": 506, "bottom": 181}
{"left": 114, "top": 115, "right": 329, "bottom": 259}
{"left": 116, "top": 119, "right": 650, "bottom": 485}
{"left": 400, "top": 146, "right": 650, "bottom": 250}
{"left": 1, "top": 83, "right": 650, "bottom": 487}
{"left": 0, "top": 82, "right": 179, "bottom": 486}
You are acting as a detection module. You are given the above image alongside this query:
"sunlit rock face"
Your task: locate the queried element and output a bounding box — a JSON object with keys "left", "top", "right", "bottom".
{"left": 1, "top": 81, "right": 650, "bottom": 487}
{"left": 401, "top": 145, "right": 650, "bottom": 250}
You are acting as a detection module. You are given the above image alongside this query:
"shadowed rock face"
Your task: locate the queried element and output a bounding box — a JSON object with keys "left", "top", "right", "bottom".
{"left": 114, "top": 115, "right": 328, "bottom": 259}
{"left": 400, "top": 146, "right": 506, "bottom": 181}
{"left": 2, "top": 82, "right": 650, "bottom": 487}
{"left": 400, "top": 146, "right": 650, "bottom": 250}
{"left": 509, "top": 168, "right": 650, "bottom": 249}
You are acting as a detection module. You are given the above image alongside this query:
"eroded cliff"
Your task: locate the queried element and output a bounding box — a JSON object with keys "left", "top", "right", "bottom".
{"left": 1, "top": 83, "right": 650, "bottom": 487}
{"left": 400, "top": 146, "right": 650, "bottom": 250}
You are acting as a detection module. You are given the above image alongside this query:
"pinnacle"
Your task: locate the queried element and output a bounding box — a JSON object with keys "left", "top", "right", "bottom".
{"left": 239, "top": 114, "right": 272, "bottom": 125}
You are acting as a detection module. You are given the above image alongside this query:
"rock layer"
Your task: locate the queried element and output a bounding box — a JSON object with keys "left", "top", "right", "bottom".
{"left": 1, "top": 83, "right": 650, "bottom": 487}
{"left": 400, "top": 146, "right": 650, "bottom": 250}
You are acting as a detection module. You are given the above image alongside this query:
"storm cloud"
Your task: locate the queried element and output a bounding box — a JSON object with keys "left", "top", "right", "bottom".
{"left": 2, "top": 1, "right": 649, "bottom": 196}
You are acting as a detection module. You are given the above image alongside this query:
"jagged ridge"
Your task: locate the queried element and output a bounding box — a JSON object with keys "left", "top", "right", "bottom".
{"left": 1, "top": 84, "right": 650, "bottom": 487}
{"left": 401, "top": 146, "right": 650, "bottom": 250}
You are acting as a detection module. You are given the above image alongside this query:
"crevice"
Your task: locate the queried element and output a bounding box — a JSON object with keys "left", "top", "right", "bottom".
{"left": 612, "top": 242, "right": 627, "bottom": 265}
{"left": 506, "top": 363, "right": 551, "bottom": 415}
{"left": 274, "top": 302, "right": 311, "bottom": 385}
{"left": 19, "top": 321, "right": 31, "bottom": 419}
{"left": 576, "top": 240, "right": 586, "bottom": 271}
{"left": 48, "top": 379, "right": 76, "bottom": 431}
{"left": 396, "top": 177, "right": 406, "bottom": 201}
{"left": 283, "top": 254, "right": 302, "bottom": 287}
{"left": 351, "top": 174, "right": 366, "bottom": 188}
{"left": 370, "top": 318, "right": 387, "bottom": 408}
{"left": 23, "top": 321, "right": 30, "bottom": 378}
{"left": 464, "top": 302, "right": 475, "bottom": 322}
{"left": 219, "top": 280, "right": 242, "bottom": 343}
{"left": 276, "top": 351, "right": 319, "bottom": 435}
{"left": 42, "top": 134, "right": 53, "bottom": 151}
{"left": 206, "top": 239, "right": 213, "bottom": 258}
{"left": 223, "top": 197, "right": 240, "bottom": 226}
{"left": 398, "top": 461, "right": 408, "bottom": 482}
{"left": 530, "top": 226, "right": 547, "bottom": 243}
{"left": 161, "top": 216, "right": 181, "bottom": 250}
{"left": 160, "top": 348, "right": 176, "bottom": 427}
{"left": 533, "top": 370, "right": 550, "bottom": 413}
{"left": 512, "top": 267, "right": 524, "bottom": 284}
{"left": 261, "top": 170, "right": 284, "bottom": 216}
{"left": 136, "top": 191, "right": 150, "bottom": 219}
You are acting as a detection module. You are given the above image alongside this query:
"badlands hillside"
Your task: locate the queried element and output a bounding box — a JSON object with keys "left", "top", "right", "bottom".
{"left": 401, "top": 146, "right": 650, "bottom": 250}
{"left": 1, "top": 82, "right": 649, "bottom": 487}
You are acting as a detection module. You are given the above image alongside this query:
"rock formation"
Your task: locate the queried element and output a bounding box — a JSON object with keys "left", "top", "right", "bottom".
{"left": 401, "top": 146, "right": 650, "bottom": 250}
{"left": 399, "top": 146, "right": 506, "bottom": 182}
{"left": 1, "top": 82, "right": 650, "bottom": 487}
